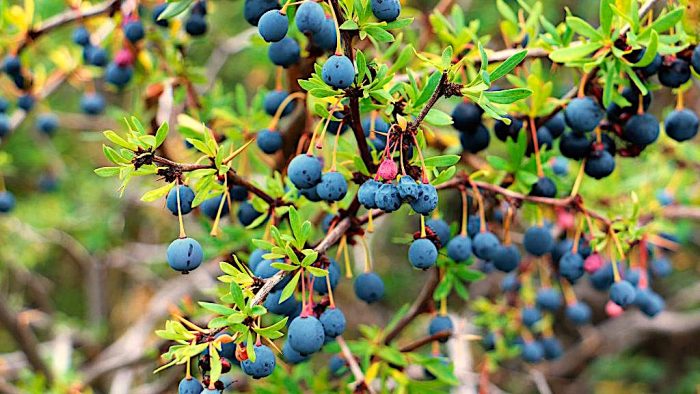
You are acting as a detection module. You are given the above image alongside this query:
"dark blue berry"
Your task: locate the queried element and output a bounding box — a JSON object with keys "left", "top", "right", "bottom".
{"left": 552, "top": 156, "right": 569, "bottom": 176}
{"left": 409, "top": 183, "right": 438, "bottom": 215}
{"left": 529, "top": 176, "right": 557, "bottom": 198}
{"left": 178, "top": 377, "right": 203, "bottom": 394}
{"left": 244, "top": 0, "right": 280, "bottom": 25}
{"left": 526, "top": 126, "right": 553, "bottom": 156}
{"left": 623, "top": 113, "right": 659, "bottom": 146}
{"left": 542, "top": 337, "right": 563, "bottom": 360}
{"left": 358, "top": 179, "right": 380, "bottom": 208}
{"left": 152, "top": 4, "right": 170, "bottom": 27}
{"left": 665, "top": 109, "right": 698, "bottom": 142}
{"left": 241, "top": 344, "right": 276, "bottom": 378}
{"left": 354, "top": 272, "right": 384, "bottom": 303}
{"left": 264, "top": 90, "right": 295, "bottom": 117}
{"left": 610, "top": 280, "right": 636, "bottom": 307}
{"left": 494, "top": 115, "right": 523, "bottom": 141}
{"left": 80, "top": 93, "right": 105, "bottom": 115}
{"left": 2, "top": 56, "right": 21, "bottom": 75}
{"left": 320, "top": 307, "right": 346, "bottom": 338}
{"left": 36, "top": 113, "right": 58, "bottom": 135}
{"left": 329, "top": 355, "right": 346, "bottom": 375}
{"left": 370, "top": 0, "right": 401, "bottom": 22}
{"left": 230, "top": 185, "right": 249, "bottom": 201}
{"left": 501, "top": 273, "right": 520, "bottom": 291}
{"left": 327, "top": 111, "right": 349, "bottom": 135}
{"left": 545, "top": 112, "right": 566, "bottom": 138}
{"left": 18, "top": 94, "right": 35, "bottom": 111}
{"left": 589, "top": 262, "right": 618, "bottom": 291}
{"left": 397, "top": 175, "right": 419, "bottom": 201}
{"left": 447, "top": 235, "right": 472, "bottom": 262}
{"left": 651, "top": 257, "right": 672, "bottom": 277}
{"left": 559, "top": 252, "right": 584, "bottom": 282}
{"left": 559, "top": 131, "right": 590, "bottom": 159}
{"left": 634, "top": 289, "right": 664, "bottom": 317}
{"left": 264, "top": 290, "right": 299, "bottom": 315}
{"left": 282, "top": 341, "right": 309, "bottom": 364}
{"left": 288, "top": 316, "right": 325, "bottom": 355}
{"left": 460, "top": 123, "right": 491, "bottom": 153}
{"left": 451, "top": 102, "right": 483, "bottom": 132}
{"left": 85, "top": 45, "right": 108, "bottom": 67}
{"left": 124, "top": 20, "right": 145, "bottom": 43}
{"left": 254, "top": 258, "right": 289, "bottom": 290}
{"left": 0, "top": 191, "right": 16, "bottom": 213}
{"left": 523, "top": 225, "right": 553, "bottom": 256}
{"left": 692, "top": 46, "right": 700, "bottom": 73}
{"left": 166, "top": 185, "right": 195, "bottom": 215}
{"left": 492, "top": 244, "right": 520, "bottom": 272}
{"left": 167, "top": 237, "right": 204, "bottom": 272}
{"left": 257, "top": 129, "right": 283, "bottom": 154}
{"left": 300, "top": 185, "right": 322, "bottom": 202}
{"left": 201, "top": 195, "right": 229, "bottom": 219}
{"left": 312, "top": 17, "right": 337, "bottom": 51}
{"left": 288, "top": 154, "right": 322, "bottom": 189}
{"left": 565, "top": 302, "right": 592, "bottom": 325}
{"left": 536, "top": 288, "right": 562, "bottom": 311}
{"left": 637, "top": 51, "right": 662, "bottom": 76}
{"left": 317, "top": 172, "right": 348, "bottom": 202}
{"left": 428, "top": 315, "right": 453, "bottom": 342}
{"left": 249, "top": 248, "right": 267, "bottom": 272}
{"left": 106, "top": 63, "right": 133, "bottom": 87}
{"left": 564, "top": 96, "right": 603, "bottom": 133}
{"left": 467, "top": 216, "right": 480, "bottom": 237}
{"left": 521, "top": 341, "right": 544, "bottom": 363}
{"left": 313, "top": 258, "right": 340, "bottom": 294}
{"left": 295, "top": 1, "right": 324, "bottom": 34}
{"left": 606, "top": 87, "right": 651, "bottom": 121}
{"left": 658, "top": 57, "right": 691, "bottom": 88}
{"left": 472, "top": 231, "right": 500, "bottom": 260}
{"left": 73, "top": 26, "right": 91, "bottom": 46}
{"left": 521, "top": 307, "right": 541, "bottom": 327}
{"left": 408, "top": 238, "right": 438, "bottom": 269}
{"left": 425, "top": 218, "right": 450, "bottom": 247}
{"left": 238, "top": 201, "right": 264, "bottom": 226}
{"left": 584, "top": 149, "right": 615, "bottom": 179}
{"left": 185, "top": 13, "right": 208, "bottom": 36}
{"left": 258, "top": 10, "right": 288, "bottom": 42}
{"left": 322, "top": 55, "right": 355, "bottom": 89}
{"left": 375, "top": 183, "right": 402, "bottom": 212}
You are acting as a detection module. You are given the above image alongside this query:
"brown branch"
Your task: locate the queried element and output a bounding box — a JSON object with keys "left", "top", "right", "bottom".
{"left": 336, "top": 335, "right": 374, "bottom": 394}
{"left": 383, "top": 268, "right": 441, "bottom": 345}
{"left": 0, "top": 300, "right": 52, "bottom": 383}
{"left": 399, "top": 331, "right": 451, "bottom": 353}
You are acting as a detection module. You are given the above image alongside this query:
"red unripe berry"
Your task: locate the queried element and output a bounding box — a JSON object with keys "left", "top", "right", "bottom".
{"left": 115, "top": 49, "right": 134, "bottom": 67}
{"left": 377, "top": 159, "right": 398, "bottom": 181}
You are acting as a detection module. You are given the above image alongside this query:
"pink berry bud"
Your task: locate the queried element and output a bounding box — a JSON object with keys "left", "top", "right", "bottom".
{"left": 605, "top": 300, "right": 623, "bottom": 317}
{"left": 115, "top": 49, "right": 134, "bottom": 67}
{"left": 377, "top": 159, "right": 398, "bottom": 181}
{"left": 584, "top": 253, "right": 603, "bottom": 274}
{"left": 556, "top": 208, "right": 575, "bottom": 229}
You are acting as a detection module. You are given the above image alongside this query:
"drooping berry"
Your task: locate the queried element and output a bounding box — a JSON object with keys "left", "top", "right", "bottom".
{"left": 584, "top": 149, "right": 615, "bottom": 179}
{"left": 564, "top": 96, "right": 604, "bottom": 133}
{"left": 651, "top": 257, "right": 672, "bottom": 278}
{"left": 152, "top": 4, "right": 170, "bottom": 27}
{"left": 529, "top": 176, "right": 557, "bottom": 198}
{"left": 521, "top": 307, "right": 542, "bottom": 327}
{"left": 249, "top": 249, "right": 267, "bottom": 273}
{"left": 322, "top": 55, "right": 356, "bottom": 90}
{"left": 559, "top": 131, "right": 590, "bottom": 159}
{"left": 0, "top": 191, "right": 16, "bottom": 213}
{"left": 408, "top": 238, "right": 438, "bottom": 269}
{"left": 241, "top": 344, "right": 276, "bottom": 379}
{"left": 565, "top": 302, "right": 592, "bottom": 325}
{"left": 397, "top": 175, "right": 419, "bottom": 201}
{"left": 536, "top": 288, "right": 562, "bottom": 311}
{"left": 521, "top": 341, "right": 544, "bottom": 363}
{"left": 623, "top": 113, "right": 659, "bottom": 146}
{"left": 312, "top": 17, "right": 337, "bottom": 51}
{"left": 370, "top": 0, "right": 401, "bottom": 22}
{"left": 377, "top": 159, "right": 398, "bottom": 181}
{"left": 238, "top": 201, "right": 264, "bottom": 226}
{"left": 451, "top": 102, "right": 483, "bottom": 132}
{"left": 295, "top": 1, "right": 325, "bottom": 34}
{"left": 166, "top": 185, "right": 196, "bottom": 215}
{"left": 460, "top": 124, "right": 491, "bottom": 153}
{"left": 36, "top": 113, "right": 59, "bottom": 136}
{"left": 268, "top": 37, "right": 300, "bottom": 68}
{"left": 313, "top": 258, "right": 340, "bottom": 294}
{"left": 80, "top": 93, "right": 105, "bottom": 115}
{"left": 264, "top": 90, "right": 295, "bottom": 117}
{"left": 124, "top": 20, "right": 145, "bottom": 43}
{"left": 542, "top": 337, "right": 563, "bottom": 360}
{"left": 472, "top": 231, "right": 500, "bottom": 260}
{"left": 200, "top": 195, "right": 229, "bottom": 219}
{"left": 185, "top": 13, "right": 208, "bottom": 36}
{"left": 409, "top": 183, "right": 438, "bottom": 215}
{"left": 492, "top": 244, "right": 520, "bottom": 272}
{"left": 544, "top": 112, "right": 567, "bottom": 138}
{"left": 493, "top": 116, "right": 523, "bottom": 141}
{"left": 244, "top": 0, "right": 280, "bottom": 26}
{"left": 375, "top": 183, "right": 402, "bottom": 212}
{"left": 428, "top": 315, "right": 453, "bottom": 342}
{"left": 288, "top": 154, "right": 323, "bottom": 189}
{"left": 447, "top": 235, "right": 472, "bottom": 263}
{"left": 317, "top": 172, "right": 348, "bottom": 202}
{"left": 658, "top": 57, "right": 691, "bottom": 88}
{"left": 73, "top": 26, "right": 91, "bottom": 46}
{"left": 264, "top": 290, "right": 299, "bottom": 315}
{"left": 258, "top": 10, "right": 288, "bottom": 42}
{"left": 523, "top": 225, "right": 553, "bottom": 256}
{"left": 257, "top": 129, "right": 283, "bottom": 154}
{"left": 178, "top": 377, "right": 204, "bottom": 394}
{"left": 358, "top": 179, "right": 380, "bottom": 208}
{"left": 609, "top": 280, "right": 636, "bottom": 307}
{"left": 559, "top": 252, "right": 585, "bottom": 282}
{"left": 288, "top": 315, "right": 325, "bottom": 355}
{"left": 320, "top": 307, "right": 346, "bottom": 338}
{"left": 425, "top": 218, "right": 451, "bottom": 247}
{"left": 354, "top": 272, "right": 384, "bottom": 303}
{"left": 664, "top": 109, "right": 699, "bottom": 142}
{"left": 167, "top": 237, "right": 204, "bottom": 273}
{"left": 105, "top": 63, "right": 134, "bottom": 87}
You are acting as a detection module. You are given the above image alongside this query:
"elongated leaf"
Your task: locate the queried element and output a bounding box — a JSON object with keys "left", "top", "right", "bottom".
{"left": 549, "top": 42, "right": 602, "bottom": 63}
{"left": 484, "top": 88, "right": 532, "bottom": 104}
{"left": 489, "top": 50, "right": 528, "bottom": 81}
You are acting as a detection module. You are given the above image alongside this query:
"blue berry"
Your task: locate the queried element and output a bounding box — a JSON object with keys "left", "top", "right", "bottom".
{"left": 526, "top": 126, "right": 553, "bottom": 155}
{"left": 482, "top": 332, "right": 496, "bottom": 350}
{"left": 409, "top": 183, "right": 438, "bottom": 215}
{"left": 166, "top": 185, "right": 195, "bottom": 215}
{"left": 264, "top": 90, "right": 295, "bottom": 117}
{"left": 124, "top": 20, "right": 145, "bottom": 43}
{"left": 258, "top": 10, "right": 288, "bottom": 42}
{"left": 329, "top": 355, "right": 346, "bottom": 375}
{"left": 467, "top": 216, "right": 480, "bottom": 237}
{"left": 529, "top": 176, "right": 557, "bottom": 198}
{"left": 85, "top": 45, "right": 108, "bottom": 67}
{"left": 249, "top": 248, "right": 267, "bottom": 272}
{"left": 494, "top": 115, "right": 523, "bottom": 141}
{"left": 152, "top": 4, "right": 170, "bottom": 27}
{"left": 106, "top": 63, "right": 133, "bottom": 87}
{"left": 313, "top": 258, "right": 340, "bottom": 294}
{"left": 257, "top": 129, "right": 283, "bottom": 154}
{"left": 447, "top": 235, "right": 472, "bottom": 263}
{"left": 358, "top": 179, "right": 380, "bottom": 209}
{"left": 185, "top": 13, "right": 208, "bottom": 36}
{"left": 321, "top": 213, "right": 334, "bottom": 232}
{"left": 638, "top": 52, "right": 662, "bottom": 76}
{"left": 452, "top": 102, "right": 483, "bottom": 132}
{"left": 651, "top": 257, "right": 672, "bottom": 278}
{"left": 354, "top": 272, "right": 384, "bottom": 303}
{"left": 312, "top": 17, "right": 337, "bottom": 51}
{"left": 241, "top": 344, "right": 276, "bottom": 378}
{"left": 408, "top": 238, "right": 438, "bottom": 269}
{"left": 460, "top": 123, "right": 491, "bottom": 153}
{"left": 18, "top": 94, "right": 35, "bottom": 111}
{"left": 288, "top": 154, "right": 322, "bottom": 189}
{"left": 397, "top": 175, "right": 419, "bottom": 201}
{"left": 623, "top": 113, "right": 659, "bottom": 146}
{"left": 230, "top": 185, "right": 249, "bottom": 201}
{"left": 607, "top": 87, "right": 651, "bottom": 120}
{"left": 559, "top": 252, "right": 584, "bottom": 282}
{"left": 73, "top": 26, "right": 91, "bottom": 46}
{"left": 288, "top": 316, "right": 325, "bottom": 355}
{"left": 80, "top": 93, "right": 105, "bottom": 115}
{"left": 564, "top": 96, "right": 603, "bottom": 133}
{"left": 545, "top": 112, "right": 566, "bottom": 138}
{"left": 200, "top": 195, "right": 228, "bottom": 219}
{"left": 665, "top": 109, "right": 699, "bottom": 142}
{"left": 428, "top": 315, "right": 453, "bottom": 342}
{"left": 523, "top": 225, "right": 553, "bottom": 256}
{"left": 375, "top": 183, "right": 402, "bottom": 212}
{"left": 295, "top": 1, "right": 325, "bottom": 34}
{"left": 610, "top": 280, "right": 636, "bottom": 307}
{"left": 492, "top": 244, "right": 520, "bottom": 272}
{"left": 0, "top": 191, "right": 16, "bottom": 213}
{"left": 178, "top": 377, "right": 203, "bottom": 394}
{"left": 536, "top": 288, "right": 562, "bottom": 311}
{"left": 634, "top": 289, "right": 665, "bottom": 317}
{"left": 501, "top": 273, "right": 520, "bottom": 292}
{"left": 322, "top": 55, "right": 355, "bottom": 89}
{"left": 565, "top": 301, "right": 591, "bottom": 325}
{"left": 0, "top": 97, "right": 9, "bottom": 113}
{"left": 244, "top": 0, "right": 280, "bottom": 25}
{"left": 2, "top": 55, "right": 21, "bottom": 75}
{"left": 542, "top": 337, "right": 563, "bottom": 360}
{"left": 238, "top": 201, "right": 263, "bottom": 226}
{"left": 521, "top": 307, "right": 541, "bottom": 327}
{"left": 327, "top": 111, "right": 349, "bottom": 135}
{"left": 370, "top": 0, "right": 401, "bottom": 22}
{"left": 320, "top": 307, "right": 346, "bottom": 338}
{"left": 300, "top": 185, "right": 321, "bottom": 202}
{"left": 472, "top": 231, "right": 500, "bottom": 260}
{"left": 589, "top": 262, "right": 619, "bottom": 291}
{"left": 692, "top": 46, "right": 700, "bottom": 73}
{"left": 268, "top": 37, "right": 300, "bottom": 68}
{"left": 264, "top": 290, "right": 299, "bottom": 315}
{"left": 658, "top": 57, "right": 691, "bottom": 88}
{"left": 425, "top": 218, "right": 451, "bottom": 247}
{"left": 317, "top": 172, "right": 348, "bottom": 202}
{"left": 362, "top": 116, "right": 389, "bottom": 142}
{"left": 36, "top": 113, "right": 58, "bottom": 136}
{"left": 167, "top": 237, "right": 204, "bottom": 273}
{"left": 585, "top": 150, "right": 615, "bottom": 179}
{"left": 254, "top": 258, "right": 289, "bottom": 290}
{"left": 560, "top": 131, "right": 590, "bottom": 159}
{"left": 521, "top": 341, "right": 544, "bottom": 363}
{"left": 282, "top": 341, "right": 309, "bottom": 364}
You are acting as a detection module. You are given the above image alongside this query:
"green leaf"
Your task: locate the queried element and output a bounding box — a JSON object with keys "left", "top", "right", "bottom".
{"left": 415, "top": 72, "right": 442, "bottom": 107}
{"left": 159, "top": 0, "right": 194, "bottom": 20}
{"left": 423, "top": 155, "right": 461, "bottom": 167}
{"left": 198, "top": 302, "right": 235, "bottom": 316}
{"left": 486, "top": 155, "right": 510, "bottom": 171}
{"left": 103, "top": 130, "right": 137, "bottom": 150}
{"left": 279, "top": 270, "right": 301, "bottom": 303}
{"left": 565, "top": 16, "right": 602, "bottom": 40}
{"left": 432, "top": 166, "right": 457, "bottom": 185}
{"left": 483, "top": 88, "right": 532, "bottom": 104}
{"left": 230, "top": 282, "right": 245, "bottom": 310}
{"left": 141, "top": 182, "right": 174, "bottom": 202}
{"left": 549, "top": 42, "right": 603, "bottom": 63}
{"left": 600, "top": 0, "right": 613, "bottom": 35}
{"left": 634, "top": 30, "right": 658, "bottom": 67}
{"left": 364, "top": 26, "right": 394, "bottom": 42}
{"left": 489, "top": 50, "right": 527, "bottom": 82}
{"left": 94, "top": 167, "right": 121, "bottom": 177}
{"left": 423, "top": 109, "right": 453, "bottom": 126}
{"left": 441, "top": 46, "right": 453, "bottom": 70}
{"left": 307, "top": 266, "right": 328, "bottom": 277}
